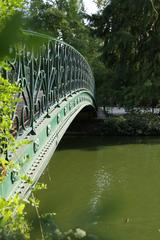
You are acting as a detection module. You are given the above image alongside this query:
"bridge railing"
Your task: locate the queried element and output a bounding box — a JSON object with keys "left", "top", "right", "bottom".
{"left": 2, "top": 31, "right": 95, "bottom": 137}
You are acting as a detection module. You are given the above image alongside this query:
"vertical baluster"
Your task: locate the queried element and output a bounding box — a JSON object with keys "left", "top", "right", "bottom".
{"left": 44, "top": 41, "right": 52, "bottom": 118}
{"left": 29, "top": 49, "right": 36, "bottom": 135}
{"left": 63, "top": 45, "right": 68, "bottom": 100}
{"left": 55, "top": 42, "right": 60, "bottom": 106}
{"left": 69, "top": 49, "right": 73, "bottom": 96}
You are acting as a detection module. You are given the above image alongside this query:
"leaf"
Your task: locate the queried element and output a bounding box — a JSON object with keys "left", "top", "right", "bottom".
{"left": 0, "top": 13, "right": 22, "bottom": 59}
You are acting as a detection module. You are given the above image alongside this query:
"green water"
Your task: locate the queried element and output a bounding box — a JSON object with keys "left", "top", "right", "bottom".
{"left": 30, "top": 137, "right": 160, "bottom": 240}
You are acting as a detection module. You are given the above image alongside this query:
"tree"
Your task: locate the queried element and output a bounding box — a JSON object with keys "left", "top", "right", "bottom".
{"left": 25, "top": 0, "right": 89, "bottom": 56}
{"left": 91, "top": 0, "right": 160, "bottom": 108}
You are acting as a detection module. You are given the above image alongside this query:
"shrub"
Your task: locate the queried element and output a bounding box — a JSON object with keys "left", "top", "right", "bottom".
{"left": 103, "top": 113, "right": 160, "bottom": 136}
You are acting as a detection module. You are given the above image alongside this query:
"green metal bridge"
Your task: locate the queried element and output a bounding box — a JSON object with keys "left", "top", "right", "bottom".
{"left": 0, "top": 31, "right": 95, "bottom": 199}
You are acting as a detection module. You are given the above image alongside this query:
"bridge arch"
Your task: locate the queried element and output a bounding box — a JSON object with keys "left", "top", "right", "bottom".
{"left": 0, "top": 31, "right": 96, "bottom": 198}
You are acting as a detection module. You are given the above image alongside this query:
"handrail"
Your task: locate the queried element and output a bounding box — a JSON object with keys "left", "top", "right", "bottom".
{"left": 3, "top": 30, "right": 95, "bottom": 136}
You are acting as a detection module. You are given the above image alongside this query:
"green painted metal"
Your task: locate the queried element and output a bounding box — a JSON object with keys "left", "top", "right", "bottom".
{"left": 0, "top": 31, "right": 95, "bottom": 198}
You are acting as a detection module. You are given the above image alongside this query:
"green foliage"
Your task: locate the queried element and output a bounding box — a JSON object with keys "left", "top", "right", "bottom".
{"left": 0, "top": 2, "right": 32, "bottom": 239}
{"left": 0, "top": 0, "right": 24, "bottom": 60}
{"left": 0, "top": 77, "right": 20, "bottom": 150}
{"left": 0, "top": 73, "right": 31, "bottom": 239}
{"left": 93, "top": 0, "right": 109, "bottom": 10}
{"left": 103, "top": 112, "right": 160, "bottom": 136}
{"left": 0, "top": 13, "right": 22, "bottom": 59}
{"left": 0, "top": 195, "right": 30, "bottom": 239}
{"left": 0, "top": 0, "right": 23, "bottom": 175}
{"left": 25, "top": 0, "right": 92, "bottom": 57}
{"left": 21, "top": 175, "right": 34, "bottom": 185}
{"left": 92, "top": 0, "right": 160, "bottom": 108}
{"left": 29, "top": 196, "right": 40, "bottom": 208}
{"left": 0, "top": 0, "right": 24, "bottom": 30}
{"left": 0, "top": 78, "right": 19, "bottom": 136}
{"left": 33, "top": 182, "right": 47, "bottom": 192}
{"left": 0, "top": 76, "right": 21, "bottom": 181}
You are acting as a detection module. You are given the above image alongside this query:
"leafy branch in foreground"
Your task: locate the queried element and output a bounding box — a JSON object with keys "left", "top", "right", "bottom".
{"left": 0, "top": 195, "right": 30, "bottom": 240}
{"left": 0, "top": 75, "right": 21, "bottom": 181}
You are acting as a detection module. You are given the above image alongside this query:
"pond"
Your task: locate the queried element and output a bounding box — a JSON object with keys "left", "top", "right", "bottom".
{"left": 29, "top": 136, "right": 160, "bottom": 240}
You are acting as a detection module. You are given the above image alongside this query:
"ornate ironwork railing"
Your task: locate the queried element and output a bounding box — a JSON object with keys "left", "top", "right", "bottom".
{"left": 3, "top": 31, "right": 95, "bottom": 137}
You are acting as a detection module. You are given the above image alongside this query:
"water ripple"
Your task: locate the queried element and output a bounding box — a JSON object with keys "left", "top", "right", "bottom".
{"left": 89, "top": 166, "right": 111, "bottom": 213}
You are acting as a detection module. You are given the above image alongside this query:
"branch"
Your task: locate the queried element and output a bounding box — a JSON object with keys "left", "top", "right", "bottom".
{"left": 149, "top": 0, "right": 159, "bottom": 31}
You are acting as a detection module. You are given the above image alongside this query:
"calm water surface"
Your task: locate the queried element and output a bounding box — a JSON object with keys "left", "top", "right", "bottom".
{"left": 30, "top": 136, "right": 160, "bottom": 240}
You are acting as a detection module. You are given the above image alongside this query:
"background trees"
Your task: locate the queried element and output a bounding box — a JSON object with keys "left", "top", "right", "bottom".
{"left": 5, "top": 0, "right": 159, "bottom": 109}
{"left": 25, "top": 0, "right": 89, "bottom": 56}
{"left": 92, "top": 0, "right": 160, "bottom": 108}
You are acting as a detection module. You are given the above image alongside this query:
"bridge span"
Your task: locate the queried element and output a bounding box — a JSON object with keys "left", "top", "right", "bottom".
{"left": 0, "top": 31, "right": 95, "bottom": 199}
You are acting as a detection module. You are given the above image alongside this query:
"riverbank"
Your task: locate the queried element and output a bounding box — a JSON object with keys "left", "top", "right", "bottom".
{"left": 67, "top": 112, "right": 160, "bottom": 136}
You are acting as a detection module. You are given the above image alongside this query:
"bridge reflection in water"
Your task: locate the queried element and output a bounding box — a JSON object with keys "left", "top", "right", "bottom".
{"left": 0, "top": 31, "right": 95, "bottom": 199}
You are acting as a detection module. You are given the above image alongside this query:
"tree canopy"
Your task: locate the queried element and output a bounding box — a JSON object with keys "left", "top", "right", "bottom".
{"left": 92, "top": 0, "right": 160, "bottom": 108}
{"left": 25, "top": 0, "right": 90, "bottom": 55}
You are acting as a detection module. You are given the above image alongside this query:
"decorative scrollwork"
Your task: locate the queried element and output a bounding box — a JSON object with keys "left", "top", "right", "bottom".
{"left": 2, "top": 31, "right": 95, "bottom": 137}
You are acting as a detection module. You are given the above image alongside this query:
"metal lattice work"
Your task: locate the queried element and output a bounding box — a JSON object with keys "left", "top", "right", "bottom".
{"left": 4, "top": 31, "right": 95, "bottom": 137}
{"left": 0, "top": 31, "right": 95, "bottom": 198}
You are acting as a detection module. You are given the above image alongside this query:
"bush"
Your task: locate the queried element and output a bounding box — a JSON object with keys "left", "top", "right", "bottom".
{"left": 103, "top": 113, "right": 160, "bottom": 136}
